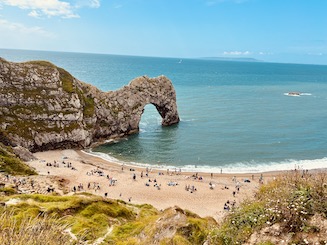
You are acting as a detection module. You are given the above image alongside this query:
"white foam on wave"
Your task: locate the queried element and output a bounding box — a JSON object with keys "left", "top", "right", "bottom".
{"left": 180, "top": 118, "right": 197, "bottom": 122}
{"left": 104, "top": 139, "right": 119, "bottom": 143}
{"left": 82, "top": 150, "right": 327, "bottom": 174}
{"left": 82, "top": 150, "right": 181, "bottom": 170}
{"left": 83, "top": 150, "right": 126, "bottom": 165}
{"left": 185, "top": 157, "right": 327, "bottom": 174}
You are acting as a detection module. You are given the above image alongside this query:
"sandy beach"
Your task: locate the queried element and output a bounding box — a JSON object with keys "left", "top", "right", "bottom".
{"left": 21, "top": 149, "right": 285, "bottom": 221}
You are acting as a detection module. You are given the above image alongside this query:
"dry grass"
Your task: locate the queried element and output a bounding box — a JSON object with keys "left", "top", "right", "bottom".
{"left": 0, "top": 211, "right": 74, "bottom": 245}
{"left": 208, "top": 171, "right": 327, "bottom": 245}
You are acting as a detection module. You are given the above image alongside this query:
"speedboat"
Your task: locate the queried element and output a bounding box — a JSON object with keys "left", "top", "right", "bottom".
{"left": 287, "top": 92, "right": 301, "bottom": 96}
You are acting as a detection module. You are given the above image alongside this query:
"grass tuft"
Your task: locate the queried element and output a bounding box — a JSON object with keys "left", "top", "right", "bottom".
{"left": 0, "top": 210, "right": 75, "bottom": 245}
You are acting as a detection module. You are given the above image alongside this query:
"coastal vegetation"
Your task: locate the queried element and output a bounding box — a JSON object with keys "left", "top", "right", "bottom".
{"left": 0, "top": 161, "right": 326, "bottom": 244}
{"left": 0, "top": 143, "right": 36, "bottom": 176}
{"left": 209, "top": 171, "right": 327, "bottom": 244}
{"left": 0, "top": 193, "right": 215, "bottom": 244}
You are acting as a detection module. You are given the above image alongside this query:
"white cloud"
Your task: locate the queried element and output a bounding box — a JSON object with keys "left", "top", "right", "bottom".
{"left": 74, "top": 0, "right": 100, "bottom": 8}
{"left": 0, "top": 18, "right": 55, "bottom": 37}
{"left": 223, "top": 51, "right": 251, "bottom": 55}
{"left": 28, "top": 9, "right": 40, "bottom": 17}
{"left": 259, "top": 51, "right": 274, "bottom": 55}
{"left": 0, "top": 0, "right": 85, "bottom": 18}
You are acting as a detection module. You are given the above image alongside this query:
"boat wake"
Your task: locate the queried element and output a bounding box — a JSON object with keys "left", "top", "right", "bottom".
{"left": 284, "top": 92, "right": 312, "bottom": 97}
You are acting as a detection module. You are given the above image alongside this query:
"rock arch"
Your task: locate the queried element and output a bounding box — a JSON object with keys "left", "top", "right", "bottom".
{"left": 129, "top": 75, "right": 180, "bottom": 126}
{"left": 94, "top": 75, "right": 180, "bottom": 138}
{"left": 0, "top": 58, "right": 180, "bottom": 151}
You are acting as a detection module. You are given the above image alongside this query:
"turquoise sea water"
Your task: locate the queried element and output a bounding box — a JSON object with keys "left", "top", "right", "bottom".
{"left": 1, "top": 49, "right": 327, "bottom": 173}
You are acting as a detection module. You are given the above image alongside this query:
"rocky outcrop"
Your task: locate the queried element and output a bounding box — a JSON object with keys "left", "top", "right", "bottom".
{"left": 0, "top": 58, "right": 179, "bottom": 152}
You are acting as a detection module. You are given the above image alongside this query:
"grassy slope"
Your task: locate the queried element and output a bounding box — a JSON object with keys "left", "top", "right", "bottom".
{"left": 0, "top": 144, "right": 36, "bottom": 176}
{"left": 209, "top": 171, "right": 327, "bottom": 244}
{"left": 1, "top": 59, "right": 326, "bottom": 244}
{"left": 0, "top": 165, "right": 326, "bottom": 244}
{"left": 0, "top": 193, "right": 215, "bottom": 244}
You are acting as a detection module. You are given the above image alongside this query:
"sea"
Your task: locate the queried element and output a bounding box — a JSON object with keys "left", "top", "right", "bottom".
{"left": 1, "top": 49, "right": 327, "bottom": 173}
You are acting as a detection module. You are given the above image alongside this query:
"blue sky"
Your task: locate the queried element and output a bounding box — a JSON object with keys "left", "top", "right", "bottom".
{"left": 0, "top": 0, "right": 326, "bottom": 65}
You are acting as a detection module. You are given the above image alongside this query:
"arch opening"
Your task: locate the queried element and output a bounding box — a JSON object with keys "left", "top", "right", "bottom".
{"left": 139, "top": 104, "right": 162, "bottom": 132}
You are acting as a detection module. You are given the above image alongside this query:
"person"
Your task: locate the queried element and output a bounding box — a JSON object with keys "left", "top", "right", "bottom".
{"left": 259, "top": 174, "right": 263, "bottom": 184}
{"left": 133, "top": 173, "right": 136, "bottom": 180}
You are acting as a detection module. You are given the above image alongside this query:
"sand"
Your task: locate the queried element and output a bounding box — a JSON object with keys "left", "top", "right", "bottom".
{"left": 26, "top": 149, "right": 280, "bottom": 221}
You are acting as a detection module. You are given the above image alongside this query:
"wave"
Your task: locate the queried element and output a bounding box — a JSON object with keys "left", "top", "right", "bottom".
{"left": 82, "top": 150, "right": 327, "bottom": 174}
{"left": 180, "top": 118, "right": 197, "bottom": 122}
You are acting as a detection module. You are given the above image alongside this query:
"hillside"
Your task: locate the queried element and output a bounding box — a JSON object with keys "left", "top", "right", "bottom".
{"left": 0, "top": 168, "right": 326, "bottom": 244}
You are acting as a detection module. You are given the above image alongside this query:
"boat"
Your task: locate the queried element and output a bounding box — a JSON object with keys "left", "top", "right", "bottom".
{"left": 287, "top": 92, "right": 301, "bottom": 96}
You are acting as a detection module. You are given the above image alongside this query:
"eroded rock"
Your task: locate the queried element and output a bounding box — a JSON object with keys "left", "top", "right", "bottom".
{"left": 0, "top": 58, "right": 179, "bottom": 152}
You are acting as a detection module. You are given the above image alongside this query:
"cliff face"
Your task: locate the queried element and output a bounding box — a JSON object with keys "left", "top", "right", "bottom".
{"left": 0, "top": 58, "right": 179, "bottom": 152}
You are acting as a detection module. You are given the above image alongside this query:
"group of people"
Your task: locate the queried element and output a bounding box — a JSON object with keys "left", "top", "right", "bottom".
{"left": 0, "top": 173, "right": 53, "bottom": 195}
{"left": 44, "top": 160, "right": 75, "bottom": 174}
{"left": 185, "top": 184, "right": 197, "bottom": 193}
{"left": 223, "top": 200, "right": 236, "bottom": 211}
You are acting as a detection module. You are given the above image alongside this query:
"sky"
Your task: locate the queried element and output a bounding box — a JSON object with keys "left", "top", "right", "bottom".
{"left": 0, "top": 0, "right": 326, "bottom": 65}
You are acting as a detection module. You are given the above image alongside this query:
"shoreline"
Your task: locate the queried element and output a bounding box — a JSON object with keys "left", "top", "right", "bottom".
{"left": 84, "top": 148, "right": 327, "bottom": 174}
{"left": 26, "top": 149, "right": 327, "bottom": 222}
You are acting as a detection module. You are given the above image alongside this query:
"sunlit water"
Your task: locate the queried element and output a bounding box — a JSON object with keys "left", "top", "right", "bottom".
{"left": 2, "top": 49, "right": 327, "bottom": 172}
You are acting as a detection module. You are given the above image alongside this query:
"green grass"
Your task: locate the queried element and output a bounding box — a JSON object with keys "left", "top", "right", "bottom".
{"left": 208, "top": 172, "right": 327, "bottom": 245}
{"left": 58, "top": 67, "right": 75, "bottom": 93}
{"left": 0, "top": 172, "right": 325, "bottom": 244}
{"left": 25, "top": 60, "right": 56, "bottom": 68}
{"left": 0, "top": 210, "right": 74, "bottom": 245}
{"left": 0, "top": 186, "right": 18, "bottom": 195}
{"left": 0, "top": 144, "right": 36, "bottom": 175}
{"left": 0, "top": 194, "right": 137, "bottom": 242}
{"left": 82, "top": 95, "right": 95, "bottom": 117}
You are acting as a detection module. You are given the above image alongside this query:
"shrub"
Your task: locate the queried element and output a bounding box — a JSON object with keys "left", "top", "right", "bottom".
{"left": 208, "top": 171, "right": 327, "bottom": 244}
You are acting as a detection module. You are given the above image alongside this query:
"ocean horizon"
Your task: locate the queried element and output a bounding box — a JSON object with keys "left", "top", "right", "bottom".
{"left": 1, "top": 48, "right": 327, "bottom": 173}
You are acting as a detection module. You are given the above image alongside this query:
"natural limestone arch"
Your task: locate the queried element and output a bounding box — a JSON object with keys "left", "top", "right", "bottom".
{"left": 0, "top": 58, "right": 180, "bottom": 151}
{"left": 128, "top": 75, "right": 180, "bottom": 126}
{"left": 93, "top": 75, "right": 180, "bottom": 139}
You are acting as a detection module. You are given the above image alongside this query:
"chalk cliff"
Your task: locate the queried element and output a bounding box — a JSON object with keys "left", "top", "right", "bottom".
{"left": 0, "top": 58, "right": 179, "bottom": 152}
